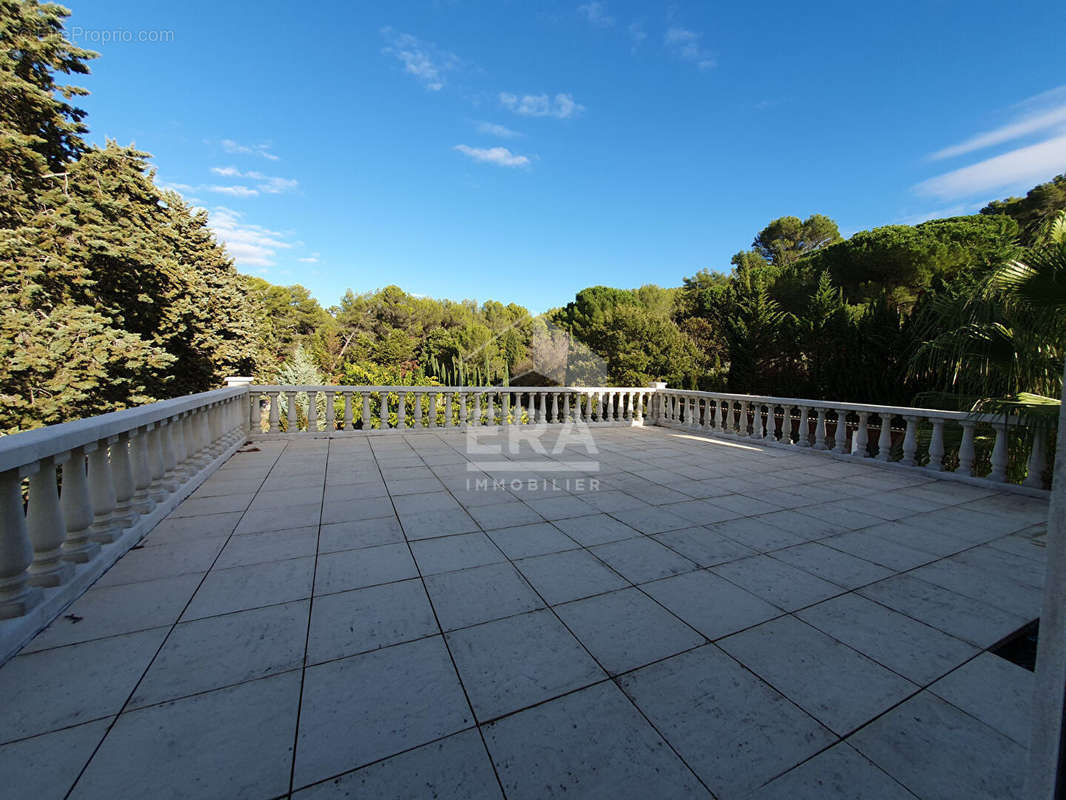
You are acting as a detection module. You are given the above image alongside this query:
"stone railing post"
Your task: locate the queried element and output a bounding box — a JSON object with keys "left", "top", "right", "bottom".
{"left": 60, "top": 446, "right": 99, "bottom": 563}
{"left": 927, "top": 419, "right": 946, "bottom": 471}
{"left": 957, "top": 421, "right": 977, "bottom": 475}
{"left": 26, "top": 457, "right": 72, "bottom": 587}
{"left": 0, "top": 467, "right": 42, "bottom": 619}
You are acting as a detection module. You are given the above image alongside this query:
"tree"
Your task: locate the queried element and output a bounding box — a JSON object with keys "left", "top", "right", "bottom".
{"left": 982, "top": 173, "right": 1066, "bottom": 246}
{"left": 0, "top": 0, "right": 96, "bottom": 227}
{"left": 751, "top": 214, "right": 842, "bottom": 268}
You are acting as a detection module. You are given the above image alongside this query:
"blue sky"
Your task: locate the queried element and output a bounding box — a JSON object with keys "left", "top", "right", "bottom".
{"left": 69, "top": 1, "right": 1066, "bottom": 313}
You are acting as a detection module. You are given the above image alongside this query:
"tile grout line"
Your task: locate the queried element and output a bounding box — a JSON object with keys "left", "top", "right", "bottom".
{"left": 286, "top": 434, "right": 334, "bottom": 799}
{"left": 371, "top": 432, "right": 511, "bottom": 800}
{"left": 414, "top": 431, "right": 720, "bottom": 798}
{"left": 60, "top": 440, "right": 289, "bottom": 800}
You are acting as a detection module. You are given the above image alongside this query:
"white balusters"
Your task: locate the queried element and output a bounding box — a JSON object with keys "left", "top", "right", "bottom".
{"left": 60, "top": 446, "right": 99, "bottom": 563}
{"left": 927, "top": 419, "right": 946, "bottom": 471}
{"left": 361, "top": 393, "right": 372, "bottom": 430}
{"left": 472, "top": 392, "right": 482, "bottom": 427}
{"left": 88, "top": 441, "right": 119, "bottom": 543}
{"left": 988, "top": 422, "right": 1009, "bottom": 482}
{"left": 397, "top": 392, "right": 408, "bottom": 430}
{"left": 850, "top": 412, "right": 870, "bottom": 457}
{"left": 764, "top": 405, "right": 777, "bottom": 442}
{"left": 325, "top": 390, "right": 336, "bottom": 432}
{"left": 268, "top": 392, "right": 281, "bottom": 433}
{"left": 1024, "top": 427, "right": 1047, "bottom": 488}
{"left": 286, "top": 391, "right": 298, "bottom": 433}
{"left": 26, "top": 457, "right": 72, "bottom": 586}
{"left": 379, "top": 392, "right": 389, "bottom": 430}
{"left": 111, "top": 432, "right": 136, "bottom": 528}
{"left": 0, "top": 468, "right": 41, "bottom": 618}
{"left": 875, "top": 413, "right": 893, "bottom": 462}
{"left": 445, "top": 393, "right": 454, "bottom": 427}
{"left": 833, "top": 410, "right": 848, "bottom": 453}
{"left": 900, "top": 416, "right": 919, "bottom": 466}
{"left": 957, "top": 421, "right": 976, "bottom": 475}
{"left": 813, "top": 409, "right": 827, "bottom": 450}
{"left": 796, "top": 406, "right": 811, "bottom": 447}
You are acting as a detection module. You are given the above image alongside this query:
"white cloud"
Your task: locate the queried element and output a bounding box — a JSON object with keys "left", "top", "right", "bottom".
{"left": 209, "top": 207, "right": 293, "bottom": 268}
{"left": 454, "top": 144, "right": 531, "bottom": 167}
{"left": 476, "top": 121, "right": 521, "bottom": 138}
{"left": 298, "top": 252, "right": 320, "bottom": 263}
{"left": 208, "top": 167, "right": 298, "bottom": 195}
{"left": 914, "top": 134, "right": 1066, "bottom": 200}
{"left": 207, "top": 185, "right": 260, "bottom": 197}
{"left": 258, "top": 176, "right": 299, "bottom": 194}
{"left": 381, "top": 27, "right": 458, "bottom": 91}
{"left": 220, "top": 139, "right": 279, "bottom": 160}
{"left": 929, "top": 86, "right": 1066, "bottom": 161}
{"left": 499, "top": 92, "right": 585, "bottom": 119}
{"left": 578, "top": 2, "right": 614, "bottom": 27}
{"left": 664, "top": 27, "right": 715, "bottom": 70}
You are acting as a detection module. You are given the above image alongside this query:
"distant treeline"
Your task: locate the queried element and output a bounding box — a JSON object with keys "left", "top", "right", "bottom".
{"left": 2, "top": 1, "right": 1064, "bottom": 434}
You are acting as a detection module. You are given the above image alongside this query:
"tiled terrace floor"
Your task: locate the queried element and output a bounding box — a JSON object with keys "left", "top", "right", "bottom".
{"left": 0, "top": 426, "right": 1049, "bottom": 799}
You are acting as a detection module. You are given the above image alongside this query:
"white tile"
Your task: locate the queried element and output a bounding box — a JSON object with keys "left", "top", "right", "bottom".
{"left": 849, "top": 691, "right": 1026, "bottom": 800}
{"left": 484, "top": 681, "right": 706, "bottom": 799}
{"left": 293, "top": 637, "right": 472, "bottom": 787}
{"left": 619, "top": 645, "right": 833, "bottom": 797}
{"left": 719, "top": 616, "right": 917, "bottom": 735}
{"left": 447, "top": 610, "right": 604, "bottom": 720}
{"left": 425, "top": 563, "right": 544, "bottom": 630}
{"left": 642, "top": 569, "right": 782, "bottom": 639}
{"left": 556, "top": 588, "right": 704, "bottom": 674}
{"left": 131, "top": 600, "right": 309, "bottom": 707}
{"left": 294, "top": 729, "right": 501, "bottom": 798}
{"left": 72, "top": 671, "right": 301, "bottom": 800}
{"left": 307, "top": 579, "right": 438, "bottom": 664}
{"left": 0, "top": 718, "right": 112, "bottom": 800}
{"left": 0, "top": 628, "right": 167, "bottom": 742}
{"left": 314, "top": 543, "right": 418, "bottom": 594}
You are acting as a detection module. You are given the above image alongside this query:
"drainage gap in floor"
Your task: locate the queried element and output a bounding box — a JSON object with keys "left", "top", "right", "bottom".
{"left": 991, "top": 619, "right": 1039, "bottom": 671}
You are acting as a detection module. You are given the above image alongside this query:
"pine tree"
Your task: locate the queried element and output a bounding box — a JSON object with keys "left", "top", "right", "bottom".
{"left": 0, "top": 0, "right": 96, "bottom": 227}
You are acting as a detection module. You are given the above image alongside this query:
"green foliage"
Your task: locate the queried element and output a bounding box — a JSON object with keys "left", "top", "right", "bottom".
{"left": 0, "top": 4, "right": 260, "bottom": 432}
{"left": 797, "top": 215, "right": 1020, "bottom": 307}
{"left": 0, "top": 0, "right": 96, "bottom": 227}
{"left": 750, "top": 214, "right": 842, "bottom": 268}
{"left": 982, "top": 173, "right": 1066, "bottom": 245}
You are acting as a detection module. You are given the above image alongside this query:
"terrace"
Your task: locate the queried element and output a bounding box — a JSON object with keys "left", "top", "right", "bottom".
{"left": 0, "top": 383, "right": 1056, "bottom": 799}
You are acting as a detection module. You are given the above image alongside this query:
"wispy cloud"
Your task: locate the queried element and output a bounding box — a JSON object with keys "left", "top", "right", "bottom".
{"left": 664, "top": 27, "right": 715, "bottom": 70}
{"left": 298, "top": 252, "right": 320, "bottom": 264}
{"left": 207, "top": 166, "right": 298, "bottom": 195}
{"left": 207, "top": 185, "right": 260, "bottom": 197}
{"left": 578, "top": 2, "right": 614, "bottom": 28}
{"left": 381, "top": 27, "right": 458, "bottom": 91}
{"left": 499, "top": 92, "right": 584, "bottom": 119}
{"left": 916, "top": 86, "right": 1066, "bottom": 200}
{"left": 220, "top": 139, "right": 279, "bottom": 161}
{"left": 209, "top": 207, "right": 293, "bottom": 268}
{"left": 914, "top": 135, "right": 1066, "bottom": 200}
{"left": 454, "top": 144, "right": 531, "bottom": 167}
{"left": 929, "top": 86, "right": 1066, "bottom": 161}
{"left": 476, "top": 121, "right": 521, "bottom": 138}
